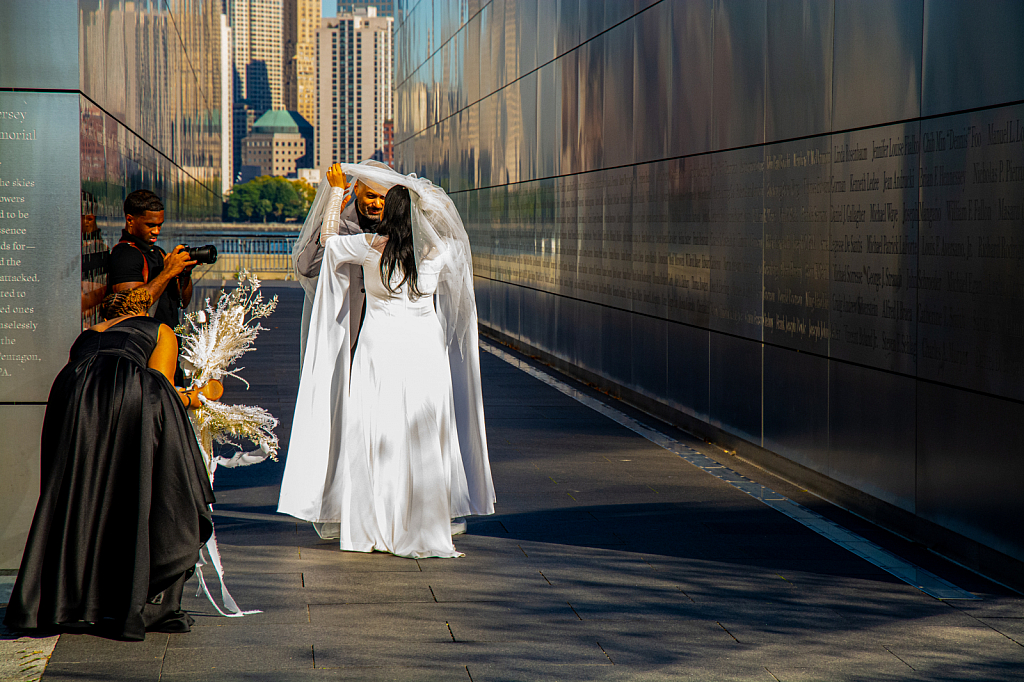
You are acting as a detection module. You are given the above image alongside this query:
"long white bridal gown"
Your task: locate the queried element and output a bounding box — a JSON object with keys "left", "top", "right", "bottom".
{"left": 284, "top": 233, "right": 471, "bottom": 558}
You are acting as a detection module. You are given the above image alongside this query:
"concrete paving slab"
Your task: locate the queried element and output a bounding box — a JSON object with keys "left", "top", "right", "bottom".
{"left": 876, "top": 624, "right": 1024, "bottom": 671}
{"left": 468, "top": 660, "right": 776, "bottom": 682}
{"left": 976, "top": 617, "right": 1024, "bottom": 645}
{"left": 41, "top": 658, "right": 164, "bottom": 680}
{"left": 423, "top": 575, "right": 555, "bottom": 603}
{"left": 761, "top": 656, "right": 915, "bottom": 682}
{"left": 300, "top": 572, "right": 438, "bottom": 601}
{"left": 306, "top": 603, "right": 457, "bottom": 642}
{"left": 46, "top": 632, "right": 168, "bottom": 663}
{"left": 165, "top": 622, "right": 316, "bottom": 649}
{"left": 584, "top": 620, "right": 759, "bottom": 666}
{"left": 21, "top": 284, "right": 1022, "bottom": 681}
{"left": 946, "top": 596, "right": 1024, "bottom": 618}
{"left": 204, "top": 521, "right": 307, "bottom": 547}
{"left": 163, "top": 666, "right": 472, "bottom": 682}
{"left": 192, "top": 603, "right": 311, "bottom": 625}
{"left": 214, "top": 543, "right": 424, "bottom": 573}
{"left": 160, "top": 643, "right": 314, "bottom": 675}
{"left": 190, "top": 566, "right": 440, "bottom": 608}
{"left": 312, "top": 638, "right": 612, "bottom": 670}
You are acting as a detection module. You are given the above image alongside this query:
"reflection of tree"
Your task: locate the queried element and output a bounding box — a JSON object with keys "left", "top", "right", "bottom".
{"left": 224, "top": 176, "right": 314, "bottom": 223}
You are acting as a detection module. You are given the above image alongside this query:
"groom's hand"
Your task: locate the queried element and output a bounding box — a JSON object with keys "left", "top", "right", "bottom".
{"left": 327, "top": 163, "right": 349, "bottom": 190}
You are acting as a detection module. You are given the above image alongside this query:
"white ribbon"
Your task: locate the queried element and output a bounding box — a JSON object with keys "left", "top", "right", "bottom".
{"left": 188, "top": 413, "right": 263, "bottom": 618}
{"left": 194, "top": 528, "right": 261, "bottom": 617}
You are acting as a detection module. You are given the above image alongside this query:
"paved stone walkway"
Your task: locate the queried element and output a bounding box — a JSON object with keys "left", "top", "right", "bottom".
{"left": 2, "top": 282, "right": 1022, "bottom": 680}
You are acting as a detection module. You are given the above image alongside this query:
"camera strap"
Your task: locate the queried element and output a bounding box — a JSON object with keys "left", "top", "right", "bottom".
{"left": 117, "top": 238, "right": 150, "bottom": 283}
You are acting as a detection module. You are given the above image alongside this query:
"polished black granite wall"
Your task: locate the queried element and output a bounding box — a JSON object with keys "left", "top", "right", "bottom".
{"left": 394, "top": 0, "right": 1024, "bottom": 565}
{"left": 0, "top": 0, "right": 223, "bottom": 567}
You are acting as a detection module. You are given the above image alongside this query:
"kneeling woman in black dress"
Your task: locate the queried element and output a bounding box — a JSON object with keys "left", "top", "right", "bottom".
{"left": 4, "top": 288, "right": 222, "bottom": 640}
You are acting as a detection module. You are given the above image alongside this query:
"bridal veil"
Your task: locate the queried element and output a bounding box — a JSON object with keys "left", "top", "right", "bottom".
{"left": 279, "top": 166, "right": 495, "bottom": 524}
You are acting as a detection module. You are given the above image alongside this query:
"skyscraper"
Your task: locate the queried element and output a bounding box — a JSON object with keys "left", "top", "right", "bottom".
{"left": 228, "top": 0, "right": 284, "bottom": 180}
{"left": 283, "top": 0, "right": 319, "bottom": 127}
{"left": 229, "top": 0, "right": 283, "bottom": 112}
{"left": 316, "top": 7, "right": 393, "bottom": 169}
{"left": 241, "top": 110, "right": 314, "bottom": 178}
{"left": 221, "top": 12, "right": 234, "bottom": 195}
{"left": 337, "top": 1, "right": 393, "bottom": 18}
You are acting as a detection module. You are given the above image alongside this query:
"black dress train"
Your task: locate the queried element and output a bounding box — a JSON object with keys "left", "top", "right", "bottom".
{"left": 3, "top": 316, "right": 214, "bottom": 640}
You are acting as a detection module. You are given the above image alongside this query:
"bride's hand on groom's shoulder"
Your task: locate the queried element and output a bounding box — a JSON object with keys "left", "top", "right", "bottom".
{"left": 327, "top": 163, "right": 349, "bottom": 190}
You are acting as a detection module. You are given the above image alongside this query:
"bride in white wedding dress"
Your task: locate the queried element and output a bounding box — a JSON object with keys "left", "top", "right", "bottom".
{"left": 278, "top": 163, "right": 494, "bottom": 559}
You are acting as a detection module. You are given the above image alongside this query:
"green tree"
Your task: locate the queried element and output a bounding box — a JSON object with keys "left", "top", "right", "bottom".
{"left": 225, "top": 176, "right": 315, "bottom": 222}
{"left": 225, "top": 181, "right": 260, "bottom": 221}
{"left": 259, "top": 177, "right": 302, "bottom": 221}
{"left": 293, "top": 178, "right": 316, "bottom": 208}
{"left": 257, "top": 198, "right": 273, "bottom": 221}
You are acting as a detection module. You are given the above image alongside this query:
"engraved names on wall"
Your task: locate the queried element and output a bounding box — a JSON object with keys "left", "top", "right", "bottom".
{"left": 918, "top": 105, "right": 1024, "bottom": 399}
{"left": 466, "top": 103, "right": 1024, "bottom": 400}
{"left": 764, "top": 139, "right": 830, "bottom": 355}
{"left": 829, "top": 123, "right": 920, "bottom": 373}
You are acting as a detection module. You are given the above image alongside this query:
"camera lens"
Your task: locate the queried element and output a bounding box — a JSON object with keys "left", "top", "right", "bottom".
{"left": 186, "top": 245, "right": 218, "bottom": 264}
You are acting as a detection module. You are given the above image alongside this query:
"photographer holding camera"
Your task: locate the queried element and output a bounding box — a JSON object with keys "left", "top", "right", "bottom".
{"left": 109, "top": 190, "right": 219, "bottom": 385}
{"left": 109, "top": 190, "right": 197, "bottom": 330}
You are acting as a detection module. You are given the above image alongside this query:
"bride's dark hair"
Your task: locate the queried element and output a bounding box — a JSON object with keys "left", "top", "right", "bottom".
{"left": 377, "top": 185, "right": 422, "bottom": 297}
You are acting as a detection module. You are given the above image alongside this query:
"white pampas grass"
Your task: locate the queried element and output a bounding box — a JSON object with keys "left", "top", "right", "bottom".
{"left": 177, "top": 270, "right": 281, "bottom": 462}
{"left": 177, "top": 270, "right": 277, "bottom": 389}
{"left": 193, "top": 399, "right": 279, "bottom": 462}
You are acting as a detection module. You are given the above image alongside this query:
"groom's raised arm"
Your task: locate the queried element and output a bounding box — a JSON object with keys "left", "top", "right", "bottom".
{"left": 295, "top": 229, "right": 325, "bottom": 278}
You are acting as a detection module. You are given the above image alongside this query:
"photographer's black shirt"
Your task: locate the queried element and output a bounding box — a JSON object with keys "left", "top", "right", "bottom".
{"left": 108, "top": 229, "right": 181, "bottom": 328}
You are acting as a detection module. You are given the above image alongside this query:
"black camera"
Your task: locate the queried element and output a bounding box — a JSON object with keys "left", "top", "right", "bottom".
{"left": 184, "top": 244, "right": 218, "bottom": 264}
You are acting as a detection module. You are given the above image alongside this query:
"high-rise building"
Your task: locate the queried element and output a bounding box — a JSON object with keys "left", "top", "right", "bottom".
{"left": 233, "top": 102, "right": 262, "bottom": 182}
{"left": 380, "top": 118, "right": 394, "bottom": 167}
{"left": 337, "top": 1, "right": 393, "bottom": 18}
{"left": 283, "top": 0, "right": 319, "bottom": 127}
{"left": 229, "top": 0, "right": 283, "bottom": 112}
{"left": 221, "top": 13, "right": 234, "bottom": 195}
{"left": 316, "top": 7, "right": 393, "bottom": 169}
{"left": 241, "top": 110, "right": 314, "bottom": 178}
{"left": 228, "top": 0, "right": 285, "bottom": 181}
